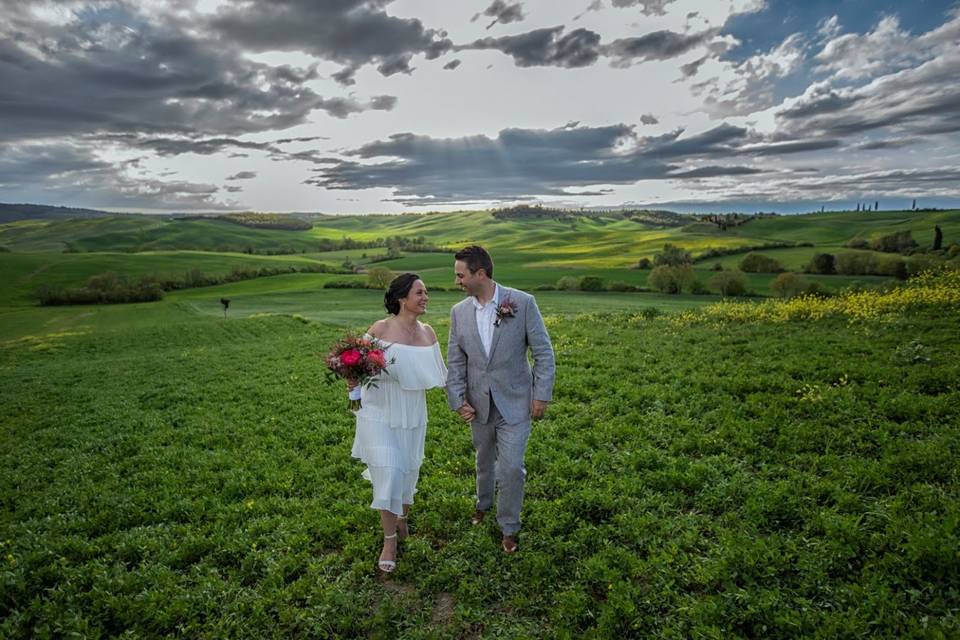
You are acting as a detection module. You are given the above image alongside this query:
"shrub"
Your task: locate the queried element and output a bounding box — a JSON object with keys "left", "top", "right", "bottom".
{"left": 578, "top": 276, "right": 604, "bottom": 291}
{"left": 636, "top": 257, "right": 652, "bottom": 269}
{"left": 556, "top": 276, "right": 580, "bottom": 291}
{"left": 806, "top": 253, "right": 836, "bottom": 275}
{"left": 948, "top": 243, "right": 960, "bottom": 259}
{"left": 323, "top": 280, "right": 369, "bottom": 289}
{"left": 653, "top": 243, "right": 693, "bottom": 267}
{"left": 906, "top": 254, "right": 943, "bottom": 278}
{"left": 739, "top": 253, "right": 785, "bottom": 273}
{"left": 846, "top": 235, "right": 869, "bottom": 249}
{"left": 711, "top": 263, "right": 723, "bottom": 271}
{"left": 0, "top": 246, "right": 9, "bottom": 252}
{"left": 608, "top": 281, "right": 638, "bottom": 292}
{"left": 871, "top": 230, "right": 917, "bottom": 254}
{"left": 533, "top": 284, "right": 556, "bottom": 291}
{"left": 366, "top": 266, "right": 395, "bottom": 288}
{"left": 709, "top": 270, "right": 747, "bottom": 297}
{"left": 770, "top": 272, "right": 809, "bottom": 298}
{"left": 649, "top": 264, "right": 695, "bottom": 294}
{"left": 835, "top": 252, "right": 878, "bottom": 276}
{"left": 689, "top": 279, "right": 708, "bottom": 294}
{"left": 875, "top": 256, "right": 908, "bottom": 280}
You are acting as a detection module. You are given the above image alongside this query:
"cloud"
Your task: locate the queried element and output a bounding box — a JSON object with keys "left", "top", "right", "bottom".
{"left": 602, "top": 28, "right": 720, "bottom": 67}
{"left": 609, "top": 0, "right": 680, "bottom": 16}
{"left": 0, "top": 3, "right": 396, "bottom": 146}
{"left": 639, "top": 114, "right": 659, "bottom": 125}
{"left": 0, "top": 141, "right": 234, "bottom": 209}
{"left": 208, "top": 0, "right": 453, "bottom": 79}
{"left": 226, "top": 171, "right": 257, "bottom": 181}
{"left": 462, "top": 26, "right": 602, "bottom": 68}
{"left": 692, "top": 32, "right": 807, "bottom": 116}
{"left": 776, "top": 51, "right": 960, "bottom": 139}
{"left": 303, "top": 121, "right": 847, "bottom": 204}
{"left": 472, "top": 1, "right": 526, "bottom": 30}
{"left": 815, "top": 15, "right": 926, "bottom": 81}
{"left": 443, "top": 59, "right": 462, "bottom": 70}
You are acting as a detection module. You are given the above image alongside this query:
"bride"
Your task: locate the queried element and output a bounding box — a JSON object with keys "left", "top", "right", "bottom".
{"left": 349, "top": 273, "right": 447, "bottom": 573}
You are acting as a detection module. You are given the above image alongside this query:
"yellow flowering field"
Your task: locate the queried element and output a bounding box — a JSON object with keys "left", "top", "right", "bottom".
{"left": 671, "top": 268, "right": 960, "bottom": 325}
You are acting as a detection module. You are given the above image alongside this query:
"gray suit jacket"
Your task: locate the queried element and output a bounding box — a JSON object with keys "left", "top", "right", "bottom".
{"left": 446, "top": 285, "right": 556, "bottom": 425}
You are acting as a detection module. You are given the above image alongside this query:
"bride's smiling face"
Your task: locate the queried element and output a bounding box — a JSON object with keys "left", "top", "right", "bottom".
{"left": 401, "top": 279, "right": 429, "bottom": 315}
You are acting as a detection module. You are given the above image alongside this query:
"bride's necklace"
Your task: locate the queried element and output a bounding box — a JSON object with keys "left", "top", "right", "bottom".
{"left": 397, "top": 319, "right": 419, "bottom": 341}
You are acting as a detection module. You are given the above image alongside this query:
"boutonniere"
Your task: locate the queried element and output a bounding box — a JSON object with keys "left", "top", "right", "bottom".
{"left": 494, "top": 299, "right": 517, "bottom": 327}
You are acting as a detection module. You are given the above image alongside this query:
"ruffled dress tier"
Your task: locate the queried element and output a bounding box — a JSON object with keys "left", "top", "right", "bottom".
{"left": 351, "top": 337, "right": 447, "bottom": 515}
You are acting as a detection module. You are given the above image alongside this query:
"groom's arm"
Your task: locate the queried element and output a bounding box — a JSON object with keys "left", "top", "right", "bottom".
{"left": 446, "top": 306, "right": 469, "bottom": 412}
{"left": 525, "top": 295, "right": 555, "bottom": 404}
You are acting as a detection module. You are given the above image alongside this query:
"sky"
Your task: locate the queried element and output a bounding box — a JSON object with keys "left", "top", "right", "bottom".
{"left": 1, "top": 0, "right": 959, "bottom": 215}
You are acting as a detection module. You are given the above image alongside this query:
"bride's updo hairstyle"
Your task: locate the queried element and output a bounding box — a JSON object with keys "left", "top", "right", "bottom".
{"left": 384, "top": 272, "right": 421, "bottom": 315}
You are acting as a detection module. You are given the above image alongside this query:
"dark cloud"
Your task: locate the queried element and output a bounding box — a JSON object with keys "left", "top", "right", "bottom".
{"left": 226, "top": 171, "right": 257, "bottom": 181}
{"left": 0, "top": 3, "right": 396, "bottom": 146}
{"left": 610, "top": 0, "right": 680, "bottom": 16}
{"left": 667, "top": 165, "right": 766, "bottom": 178}
{"left": 737, "top": 139, "right": 843, "bottom": 155}
{"left": 639, "top": 114, "right": 659, "bottom": 125}
{"left": 443, "top": 59, "right": 462, "bottom": 70}
{"left": 0, "top": 142, "right": 233, "bottom": 209}
{"left": 303, "top": 122, "right": 850, "bottom": 204}
{"left": 462, "top": 26, "right": 601, "bottom": 68}
{"left": 603, "top": 29, "right": 720, "bottom": 67}
{"left": 855, "top": 138, "right": 921, "bottom": 150}
{"left": 680, "top": 55, "right": 708, "bottom": 78}
{"left": 224, "top": 185, "right": 244, "bottom": 193}
{"left": 472, "top": 1, "right": 526, "bottom": 30}
{"left": 209, "top": 0, "right": 453, "bottom": 79}
{"left": 776, "top": 52, "right": 960, "bottom": 140}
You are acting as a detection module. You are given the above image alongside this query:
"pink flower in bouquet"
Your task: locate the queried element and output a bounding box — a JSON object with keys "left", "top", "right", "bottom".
{"left": 368, "top": 349, "right": 387, "bottom": 368}
{"left": 340, "top": 349, "right": 362, "bottom": 366}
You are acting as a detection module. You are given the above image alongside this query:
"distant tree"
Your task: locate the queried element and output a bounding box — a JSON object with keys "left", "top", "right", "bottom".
{"left": 709, "top": 270, "right": 747, "bottom": 297}
{"left": 933, "top": 225, "right": 943, "bottom": 251}
{"left": 739, "top": 253, "right": 785, "bottom": 273}
{"left": 220, "top": 298, "right": 231, "bottom": 319}
{"left": 556, "top": 276, "right": 579, "bottom": 291}
{"left": 875, "top": 201, "right": 879, "bottom": 211}
{"left": 770, "top": 273, "right": 808, "bottom": 298}
{"left": 636, "top": 257, "right": 652, "bottom": 269}
{"left": 578, "top": 276, "right": 604, "bottom": 291}
{"left": 870, "top": 230, "right": 917, "bottom": 254}
{"left": 653, "top": 243, "right": 693, "bottom": 267}
{"left": 806, "top": 253, "right": 836, "bottom": 275}
{"left": 367, "top": 266, "right": 395, "bottom": 288}
{"left": 912, "top": 199, "right": 917, "bottom": 210}
{"left": 649, "top": 264, "right": 695, "bottom": 294}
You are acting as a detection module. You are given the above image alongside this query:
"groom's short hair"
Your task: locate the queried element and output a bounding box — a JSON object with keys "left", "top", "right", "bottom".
{"left": 455, "top": 245, "right": 494, "bottom": 278}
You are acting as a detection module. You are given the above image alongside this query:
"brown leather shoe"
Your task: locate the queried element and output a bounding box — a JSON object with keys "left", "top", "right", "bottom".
{"left": 501, "top": 535, "right": 518, "bottom": 554}
{"left": 470, "top": 510, "right": 486, "bottom": 526}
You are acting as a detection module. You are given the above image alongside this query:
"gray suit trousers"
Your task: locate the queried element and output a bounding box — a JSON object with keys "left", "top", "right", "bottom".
{"left": 471, "top": 396, "right": 531, "bottom": 536}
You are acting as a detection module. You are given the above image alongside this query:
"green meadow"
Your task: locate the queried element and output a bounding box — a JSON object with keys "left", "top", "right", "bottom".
{"left": 1, "top": 208, "right": 959, "bottom": 637}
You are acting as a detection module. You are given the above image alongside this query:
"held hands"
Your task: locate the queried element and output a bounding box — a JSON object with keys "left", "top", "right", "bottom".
{"left": 531, "top": 400, "right": 549, "bottom": 420}
{"left": 456, "top": 402, "right": 476, "bottom": 422}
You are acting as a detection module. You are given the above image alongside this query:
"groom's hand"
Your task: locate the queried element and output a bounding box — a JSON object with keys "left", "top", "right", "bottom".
{"left": 456, "top": 402, "right": 476, "bottom": 422}
{"left": 531, "top": 400, "right": 549, "bottom": 420}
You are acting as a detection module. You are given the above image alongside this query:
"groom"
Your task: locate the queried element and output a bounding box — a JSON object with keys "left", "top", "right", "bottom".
{"left": 446, "top": 245, "right": 556, "bottom": 553}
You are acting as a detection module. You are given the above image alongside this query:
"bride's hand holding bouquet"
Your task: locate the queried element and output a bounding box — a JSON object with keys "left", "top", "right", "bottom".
{"left": 325, "top": 334, "right": 393, "bottom": 410}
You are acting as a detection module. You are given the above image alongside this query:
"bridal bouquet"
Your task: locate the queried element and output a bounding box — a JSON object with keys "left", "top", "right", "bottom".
{"left": 325, "top": 334, "right": 393, "bottom": 410}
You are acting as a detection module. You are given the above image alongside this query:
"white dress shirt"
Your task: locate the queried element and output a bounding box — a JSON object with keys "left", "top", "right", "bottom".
{"left": 472, "top": 283, "right": 501, "bottom": 358}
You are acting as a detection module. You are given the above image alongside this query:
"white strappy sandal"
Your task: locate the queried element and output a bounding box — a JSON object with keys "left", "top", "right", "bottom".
{"left": 378, "top": 533, "right": 398, "bottom": 573}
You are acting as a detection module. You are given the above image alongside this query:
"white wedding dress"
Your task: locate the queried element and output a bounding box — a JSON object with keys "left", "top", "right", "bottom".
{"left": 351, "top": 337, "right": 447, "bottom": 515}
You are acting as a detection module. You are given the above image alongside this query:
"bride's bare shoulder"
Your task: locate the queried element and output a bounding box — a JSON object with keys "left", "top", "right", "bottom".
{"left": 421, "top": 323, "right": 438, "bottom": 343}
{"left": 367, "top": 318, "right": 389, "bottom": 338}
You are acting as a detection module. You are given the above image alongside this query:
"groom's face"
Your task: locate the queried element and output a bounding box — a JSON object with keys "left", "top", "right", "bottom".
{"left": 454, "top": 259, "right": 484, "bottom": 296}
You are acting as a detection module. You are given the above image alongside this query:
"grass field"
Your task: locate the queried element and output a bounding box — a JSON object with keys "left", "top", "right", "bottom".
{"left": 1, "top": 209, "right": 959, "bottom": 637}
{"left": 2, "top": 285, "right": 958, "bottom": 638}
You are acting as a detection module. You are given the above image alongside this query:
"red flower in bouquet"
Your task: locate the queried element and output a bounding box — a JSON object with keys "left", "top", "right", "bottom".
{"left": 340, "top": 349, "right": 362, "bottom": 367}
{"left": 324, "top": 334, "right": 394, "bottom": 410}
